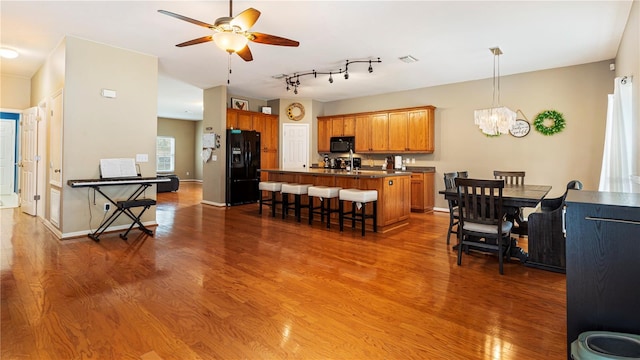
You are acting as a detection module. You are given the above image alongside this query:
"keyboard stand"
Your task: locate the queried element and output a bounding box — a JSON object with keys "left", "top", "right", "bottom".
{"left": 86, "top": 183, "right": 156, "bottom": 242}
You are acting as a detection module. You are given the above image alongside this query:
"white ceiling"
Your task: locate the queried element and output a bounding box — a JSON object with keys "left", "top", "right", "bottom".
{"left": 1, "top": 1, "right": 633, "bottom": 121}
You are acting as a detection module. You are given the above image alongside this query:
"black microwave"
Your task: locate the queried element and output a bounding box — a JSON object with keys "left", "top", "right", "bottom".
{"left": 330, "top": 136, "right": 355, "bottom": 153}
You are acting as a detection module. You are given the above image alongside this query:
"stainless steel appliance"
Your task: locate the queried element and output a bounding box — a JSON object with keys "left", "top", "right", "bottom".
{"left": 226, "top": 129, "right": 261, "bottom": 206}
{"left": 330, "top": 136, "right": 355, "bottom": 153}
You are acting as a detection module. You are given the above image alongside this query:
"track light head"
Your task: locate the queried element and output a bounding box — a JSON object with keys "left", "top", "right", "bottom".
{"left": 329, "top": 72, "right": 333, "bottom": 83}
{"left": 368, "top": 60, "right": 373, "bottom": 73}
{"left": 344, "top": 71, "right": 349, "bottom": 80}
{"left": 294, "top": 88, "right": 298, "bottom": 95}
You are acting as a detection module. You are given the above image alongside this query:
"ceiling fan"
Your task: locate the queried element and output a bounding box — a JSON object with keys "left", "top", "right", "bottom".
{"left": 158, "top": 0, "right": 299, "bottom": 62}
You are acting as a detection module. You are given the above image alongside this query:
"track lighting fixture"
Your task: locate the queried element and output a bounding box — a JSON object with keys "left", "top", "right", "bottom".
{"left": 283, "top": 57, "right": 381, "bottom": 94}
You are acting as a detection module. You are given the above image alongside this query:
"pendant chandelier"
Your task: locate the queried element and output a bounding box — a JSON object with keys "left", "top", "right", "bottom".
{"left": 474, "top": 47, "right": 516, "bottom": 136}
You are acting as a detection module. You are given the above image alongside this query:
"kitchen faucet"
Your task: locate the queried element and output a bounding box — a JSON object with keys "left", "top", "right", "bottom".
{"left": 349, "top": 148, "right": 354, "bottom": 172}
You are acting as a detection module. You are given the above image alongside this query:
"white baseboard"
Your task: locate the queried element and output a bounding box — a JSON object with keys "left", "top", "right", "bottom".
{"left": 201, "top": 200, "right": 226, "bottom": 207}
{"left": 54, "top": 221, "right": 158, "bottom": 240}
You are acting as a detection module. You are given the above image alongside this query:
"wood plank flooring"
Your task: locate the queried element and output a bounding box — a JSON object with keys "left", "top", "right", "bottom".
{"left": 1, "top": 182, "right": 567, "bottom": 359}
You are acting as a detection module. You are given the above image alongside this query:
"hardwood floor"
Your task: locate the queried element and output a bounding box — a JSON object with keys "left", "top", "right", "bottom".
{"left": 1, "top": 182, "right": 567, "bottom": 359}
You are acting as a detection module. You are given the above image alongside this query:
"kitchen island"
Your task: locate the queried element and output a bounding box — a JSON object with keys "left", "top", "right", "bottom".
{"left": 260, "top": 168, "right": 412, "bottom": 233}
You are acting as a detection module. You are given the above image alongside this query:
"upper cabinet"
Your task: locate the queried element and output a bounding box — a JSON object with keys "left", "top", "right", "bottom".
{"left": 318, "top": 106, "right": 435, "bottom": 154}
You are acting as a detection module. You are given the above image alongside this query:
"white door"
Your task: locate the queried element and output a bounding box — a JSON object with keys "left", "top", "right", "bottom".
{"left": 281, "top": 123, "right": 309, "bottom": 170}
{"left": 49, "top": 90, "right": 63, "bottom": 187}
{"left": 0, "top": 119, "right": 16, "bottom": 195}
{"left": 20, "top": 107, "right": 39, "bottom": 216}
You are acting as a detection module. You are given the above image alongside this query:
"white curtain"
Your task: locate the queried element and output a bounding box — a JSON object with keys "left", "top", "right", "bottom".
{"left": 599, "top": 76, "right": 635, "bottom": 192}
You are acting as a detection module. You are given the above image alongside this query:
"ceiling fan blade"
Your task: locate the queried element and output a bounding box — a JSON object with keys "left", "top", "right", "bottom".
{"left": 158, "top": 10, "right": 214, "bottom": 29}
{"left": 230, "top": 8, "right": 261, "bottom": 31}
{"left": 236, "top": 45, "right": 254, "bottom": 62}
{"left": 248, "top": 32, "right": 300, "bottom": 47}
{"left": 176, "top": 36, "right": 213, "bottom": 47}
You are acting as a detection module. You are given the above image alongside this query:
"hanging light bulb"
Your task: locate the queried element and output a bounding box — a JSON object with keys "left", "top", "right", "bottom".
{"left": 368, "top": 60, "right": 373, "bottom": 73}
{"left": 294, "top": 87, "right": 298, "bottom": 95}
{"left": 344, "top": 71, "right": 349, "bottom": 80}
{"left": 328, "top": 72, "right": 333, "bottom": 83}
{"left": 296, "top": 75, "right": 300, "bottom": 86}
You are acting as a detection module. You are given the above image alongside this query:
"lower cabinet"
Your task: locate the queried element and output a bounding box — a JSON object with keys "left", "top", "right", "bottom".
{"left": 565, "top": 191, "right": 640, "bottom": 359}
{"left": 410, "top": 172, "right": 434, "bottom": 212}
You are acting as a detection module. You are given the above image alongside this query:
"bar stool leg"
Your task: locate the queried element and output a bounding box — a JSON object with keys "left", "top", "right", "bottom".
{"left": 308, "top": 196, "right": 314, "bottom": 225}
{"left": 271, "top": 191, "right": 277, "bottom": 217}
{"left": 326, "top": 198, "right": 331, "bottom": 229}
{"left": 295, "top": 194, "right": 301, "bottom": 222}
{"left": 361, "top": 202, "right": 366, "bottom": 236}
{"left": 351, "top": 202, "right": 357, "bottom": 229}
{"left": 339, "top": 200, "right": 344, "bottom": 231}
{"left": 373, "top": 200, "right": 378, "bottom": 232}
{"left": 259, "top": 190, "right": 263, "bottom": 214}
{"left": 282, "top": 193, "right": 288, "bottom": 219}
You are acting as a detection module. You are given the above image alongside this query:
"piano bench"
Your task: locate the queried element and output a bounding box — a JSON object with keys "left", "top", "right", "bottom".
{"left": 117, "top": 198, "right": 156, "bottom": 209}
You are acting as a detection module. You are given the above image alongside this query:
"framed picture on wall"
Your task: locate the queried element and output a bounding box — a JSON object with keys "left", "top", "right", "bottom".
{"left": 231, "top": 98, "right": 249, "bottom": 111}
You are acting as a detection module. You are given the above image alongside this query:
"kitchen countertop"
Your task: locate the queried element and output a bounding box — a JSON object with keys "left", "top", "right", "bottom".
{"left": 309, "top": 165, "right": 436, "bottom": 173}
{"left": 259, "top": 168, "right": 412, "bottom": 178}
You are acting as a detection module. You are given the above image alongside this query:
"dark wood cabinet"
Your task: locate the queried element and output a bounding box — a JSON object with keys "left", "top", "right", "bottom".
{"left": 565, "top": 190, "right": 640, "bottom": 359}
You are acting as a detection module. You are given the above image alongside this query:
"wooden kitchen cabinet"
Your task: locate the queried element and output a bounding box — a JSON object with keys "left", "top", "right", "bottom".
{"left": 355, "top": 114, "right": 372, "bottom": 152}
{"left": 370, "top": 113, "right": 389, "bottom": 152}
{"left": 317, "top": 117, "right": 331, "bottom": 153}
{"left": 226, "top": 108, "right": 253, "bottom": 130}
{"left": 410, "top": 172, "right": 434, "bottom": 212}
{"left": 317, "top": 106, "right": 434, "bottom": 154}
{"left": 388, "top": 111, "right": 409, "bottom": 151}
{"left": 408, "top": 108, "right": 434, "bottom": 152}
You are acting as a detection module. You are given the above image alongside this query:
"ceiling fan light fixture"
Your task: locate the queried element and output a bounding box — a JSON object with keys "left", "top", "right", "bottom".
{"left": 213, "top": 31, "right": 248, "bottom": 53}
{"left": 0, "top": 48, "right": 19, "bottom": 59}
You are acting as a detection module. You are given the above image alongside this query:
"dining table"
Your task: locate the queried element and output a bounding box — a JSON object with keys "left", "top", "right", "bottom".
{"left": 439, "top": 183, "right": 552, "bottom": 263}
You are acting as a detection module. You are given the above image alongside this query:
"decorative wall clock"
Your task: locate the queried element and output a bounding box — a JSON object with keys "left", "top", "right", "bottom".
{"left": 286, "top": 102, "right": 305, "bottom": 121}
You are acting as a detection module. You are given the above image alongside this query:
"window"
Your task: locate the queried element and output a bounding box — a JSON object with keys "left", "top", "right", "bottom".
{"left": 157, "top": 136, "right": 175, "bottom": 172}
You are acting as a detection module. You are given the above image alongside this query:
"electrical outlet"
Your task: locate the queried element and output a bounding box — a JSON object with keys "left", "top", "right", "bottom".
{"left": 103, "top": 203, "right": 110, "bottom": 212}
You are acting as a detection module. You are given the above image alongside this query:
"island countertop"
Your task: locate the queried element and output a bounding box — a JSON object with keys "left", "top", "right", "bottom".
{"left": 259, "top": 168, "right": 412, "bottom": 178}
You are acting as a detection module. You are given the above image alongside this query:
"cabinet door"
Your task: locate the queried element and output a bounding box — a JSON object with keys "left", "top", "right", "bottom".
{"left": 423, "top": 172, "right": 435, "bottom": 211}
{"left": 252, "top": 114, "right": 267, "bottom": 149}
{"left": 408, "top": 109, "right": 434, "bottom": 152}
{"left": 237, "top": 111, "right": 253, "bottom": 130}
{"left": 331, "top": 116, "right": 344, "bottom": 137}
{"left": 410, "top": 173, "right": 424, "bottom": 211}
{"left": 318, "top": 117, "right": 331, "bottom": 153}
{"left": 388, "top": 111, "right": 409, "bottom": 151}
{"left": 265, "top": 115, "right": 279, "bottom": 152}
{"left": 226, "top": 109, "right": 238, "bottom": 129}
{"left": 355, "top": 114, "right": 371, "bottom": 152}
{"left": 370, "top": 113, "right": 389, "bottom": 151}
{"left": 343, "top": 116, "right": 356, "bottom": 136}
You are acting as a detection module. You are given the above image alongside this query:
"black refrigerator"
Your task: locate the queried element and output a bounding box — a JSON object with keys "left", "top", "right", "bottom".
{"left": 226, "top": 129, "right": 261, "bottom": 206}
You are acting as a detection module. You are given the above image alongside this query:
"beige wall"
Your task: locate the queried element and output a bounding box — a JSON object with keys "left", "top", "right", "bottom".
{"left": 195, "top": 120, "right": 204, "bottom": 180}
{"left": 52, "top": 36, "right": 158, "bottom": 236}
{"left": 202, "top": 85, "right": 227, "bottom": 206}
{"left": 322, "top": 61, "right": 614, "bottom": 209}
{"left": 158, "top": 117, "right": 198, "bottom": 180}
{"left": 0, "top": 74, "right": 31, "bottom": 110}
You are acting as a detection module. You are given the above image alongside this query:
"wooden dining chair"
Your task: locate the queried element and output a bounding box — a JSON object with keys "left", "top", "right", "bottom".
{"left": 493, "top": 170, "right": 525, "bottom": 185}
{"left": 527, "top": 180, "right": 583, "bottom": 272}
{"left": 493, "top": 170, "right": 526, "bottom": 235}
{"left": 455, "top": 178, "right": 513, "bottom": 275}
{"left": 443, "top": 172, "right": 459, "bottom": 245}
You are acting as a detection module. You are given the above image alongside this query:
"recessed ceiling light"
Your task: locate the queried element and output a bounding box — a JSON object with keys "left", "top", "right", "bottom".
{"left": 0, "top": 48, "right": 19, "bottom": 59}
{"left": 399, "top": 55, "right": 418, "bottom": 63}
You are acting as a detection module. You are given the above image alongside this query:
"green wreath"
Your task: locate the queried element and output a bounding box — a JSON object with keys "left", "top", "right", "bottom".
{"left": 533, "top": 110, "right": 565, "bottom": 136}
